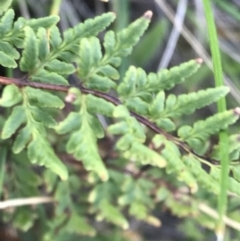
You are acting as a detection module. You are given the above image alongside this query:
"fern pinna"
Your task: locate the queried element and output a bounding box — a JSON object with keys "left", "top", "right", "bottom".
{"left": 0, "top": 1, "right": 240, "bottom": 240}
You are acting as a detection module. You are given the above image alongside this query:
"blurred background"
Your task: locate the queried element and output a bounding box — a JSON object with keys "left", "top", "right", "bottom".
{"left": 2, "top": 0, "right": 240, "bottom": 240}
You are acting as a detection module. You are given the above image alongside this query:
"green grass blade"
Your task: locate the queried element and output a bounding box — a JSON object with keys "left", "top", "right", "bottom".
{"left": 203, "top": 0, "right": 229, "bottom": 239}
{"left": 0, "top": 147, "right": 7, "bottom": 197}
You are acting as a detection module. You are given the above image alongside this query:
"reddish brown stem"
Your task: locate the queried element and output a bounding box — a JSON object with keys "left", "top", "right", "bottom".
{"left": 0, "top": 76, "right": 215, "bottom": 164}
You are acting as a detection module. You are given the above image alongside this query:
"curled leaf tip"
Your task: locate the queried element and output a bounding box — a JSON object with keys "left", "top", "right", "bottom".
{"left": 233, "top": 107, "right": 240, "bottom": 116}
{"left": 143, "top": 10, "right": 153, "bottom": 19}
{"left": 190, "top": 184, "right": 198, "bottom": 193}
{"left": 60, "top": 171, "right": 68, "bottom": 181}
{"left": 65, "top": 92, "right": 77, "bottom": 103}
{"left": 101, "top": 173, "right": 109, "bottom": 182}
{"left": 195, "top": 58, "right": 203, "bottom": 64}
{"left": 61, "top": 176, "right": 68, "bottom": 181}
{"left": 65, "top": 87, "right": 81, "bottom": 103}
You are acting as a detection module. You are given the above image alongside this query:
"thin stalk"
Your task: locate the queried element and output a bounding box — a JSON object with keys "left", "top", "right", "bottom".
{"left": 0, "top": 197, "right": 54, "bottom": 209}
{"left": 0, "top": 75, "right": 224, "bottom": 169}
{"left": 111, "top": 0, "right": 130, "bottom": 78}
{"left": 202, "top": 0, "right": 229, "bottom": 239}
{"left": 111, "top": 0, "right": 129, "bottom": 31}
{"left": 158, "top": 0, "right": 188, "bottom": 69}
{"left": 18, "top": 0, "right": 30, "bottom": 19}
{"left": 50, "top": 0, "right": 62, "bottom": 16}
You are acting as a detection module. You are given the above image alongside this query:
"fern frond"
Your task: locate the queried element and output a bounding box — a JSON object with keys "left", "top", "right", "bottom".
{"left": 165, "top": 195, "right": 197, "bottom": 218}
{"left": 24, "top": 87, "right": 64, "bottom": 108}
{"left": 120, "top": 136, "right": 166, "bottom": 168}
{"left": 157, "top": 58, "right": 203, "bottom": 90}
{"left": 12, "top": 126, "right": 31, "bottom": 154}
{"left": 0, "top": 41, "right": 19, "bottom": 59}
{"left": 1, "top": 106, "right": 26, "bottom": 139}
{"left": 0, "top": 87, "right": 68, "bottom": 180}
{"left": 110, "top": 107, "right": 144, "bottom": 139}
{"left": 31, "top": 69, "right": 69, "bottom": 85}
{"left": 27, "top": 130, "right": 67, "bottom": 181}
{"left": 78, "top": 37, "right": 117, "bottom": 92}
{"left": 12, "top": 154, "right": 41, "bottom": 197}
{"left": 24, "top": 89, "right": 67, "bottom": 180}
{"left": 88, "top": 174, "right": 129, "bottom": 229}
{"left": 33, "top": 28, "right": 44, "bottom": 53}
{"left": 77, "top": 12, "right": 151, "bottom": 92}
{"left": 97, "top": 199, "right": 129, "bottom": 229}
{"left": 117, "top": 66, "right": 149, "bottom": 99}
{"left": 56, "top": 88, "right": 108, "bottom": 181}
{"left": 55, "top": 12, "right": 115, "bottom": 64}
{"left": 49, "top": 26, "right": 62, "bottom": 50}
{"left": 65, "top": 214, "right": 96, "bottom": 236}
{"left": 0, "top": 85, "right": 22, "bottom": 107}
{"left": 45, "top": 59, "right": 75, "bottom": 75}
{"left": 18, "top": 28, "right": 70, "bottom": 85}
{"left": 43, "top": 174, "right": 96, "bottom": 237}
{"left": 86, "top": 94, "right": 115, "bottom": 116}
{"left": 1, "top": 4, "right": 240, "bottom": 237}
{"left": 63, "top": 12, "right": 115, "bottom": 45}
{"left": 14, "top": 13, "right": 115, "bottom": 86}
{"left": 148, "top": 87, "right": 229, "bottom": 131}
{"left": 20, "top": 27, "right": 38, "bottom": 72}
{"left": 152, "top": 86, "right": 229, "bottom": 119}
{"left": 178, "top": 108, "right": 240, "bottom": 150}
{"left": 0, "top": 50, "right": 16, "bottom": 68}
{"left": 103, "top": 11, "right": 152, "bottom": 63}
{"left": 3, "top": 153, "right": 41, "bottom": 231}
{"left": 182, "top": 155, "right": 220, "bottom": 194}
{"left": 26, "top": 15, "right": 59, "bottom": 31}
{"left": 118, "top": 59, "right": 202, "bottom": 101}
{"left": 118, "top": 176, "right": 159, "bottom": 225}
{"left": 125, "top": 97, "right": 149, "bottom": 115}
{"left": 119, "top": 177, "right": 154, "bottom": 206}
{"left": 1, "top": 153, "right": 42, "bottom": 232}
{"left": 117, "top": 60, "right": 202, "bottom": 118}
{"left": 66, "top": 117, "right": 108, "bottom": 180}
{"left": 153, "top": 135, "right": 198, "bottom": 193}
{"left": 108, "top": 106, "right": 166, "bottom": 168}
{"left": 0, "top": 8, "right": 59, "bottom": 67}
{"left": 0, "top": 9, "right": 19, "bottom": 68}
{"left": 155, "top": 118, "right": 176, "bottom": 132}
